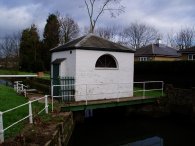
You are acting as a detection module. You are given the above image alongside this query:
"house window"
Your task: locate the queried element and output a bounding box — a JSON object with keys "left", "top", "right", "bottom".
{"left": 188, "top": 54, "right": 195, "bottom": 60}
{"left": 139, "top": 57, "right": 149, "bottom": 61}
{"left": 95, "top": 54, "right": 117, "bottom": 68}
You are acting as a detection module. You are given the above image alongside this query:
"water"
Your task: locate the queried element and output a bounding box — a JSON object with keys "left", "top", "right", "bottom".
{"left": 0, "top": 79, "right": 13, "bottom": 87}
{"left": 68, "top": 107, "right": 195, "bottom": 146}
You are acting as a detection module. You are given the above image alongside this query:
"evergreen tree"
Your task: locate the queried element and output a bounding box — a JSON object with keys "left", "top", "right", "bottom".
{"left": 43, "top": 14, "right": 60, "bottom": 70}
{"left": 19, "top": 24, "right": 43, "bottom": 72}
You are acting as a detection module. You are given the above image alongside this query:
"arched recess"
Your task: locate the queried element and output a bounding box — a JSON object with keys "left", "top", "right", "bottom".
{"left": 95, "top": 54, "right": 118, "bottom": 68}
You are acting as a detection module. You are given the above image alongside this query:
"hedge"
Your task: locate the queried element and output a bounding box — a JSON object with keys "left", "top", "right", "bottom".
{"left": 134, "top": 61, "right": 195, "bottom": 88}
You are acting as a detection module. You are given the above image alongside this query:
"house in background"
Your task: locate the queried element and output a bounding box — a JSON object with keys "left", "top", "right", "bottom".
{"left": 178, "top": 46, "right": 195, "bottom": 61}
{"left": 135, "top": 40, "right": 180, "bottom": 61}
{"left": 50, "top": 34, "right": 135, "bottom": 101}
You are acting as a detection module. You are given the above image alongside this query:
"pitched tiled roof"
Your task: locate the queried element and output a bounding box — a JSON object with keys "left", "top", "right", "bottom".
{"left": 135, "top": 44, "right": 180, "bottom": 57}
{"left": 178, "top": 46, "right": 195, "bottom": 53}
{"left": 50, "top": 34, "right": 134, "bottom": 53}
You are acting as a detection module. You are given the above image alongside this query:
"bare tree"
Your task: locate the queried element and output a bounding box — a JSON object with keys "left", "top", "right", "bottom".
{"left": 94, "top": 25, "right": 119, "bottom": 41}
{"left": 84, "top": 0, "right": 125, "bottom": 33}
{"left": 176, "top": 27, "right": 194, "bottom": 49}
{"left": 0, "top": 32, "right": 21, "bottom": 69}
{"left": 120, "top": 22, "right": 159, "bottom": 49}
{"left": 58, "top": 15, "right": 80, "bottom": 44}
{"left": 166, "top": 27, "right": 194, "bottom": 50}
{"left": 166, "top": 32, "right": 176, "bottom": 48}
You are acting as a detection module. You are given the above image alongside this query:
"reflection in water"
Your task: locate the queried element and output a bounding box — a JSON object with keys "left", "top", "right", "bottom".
{"left": 121, "top": 136, "right": 163, "bottom": 146}
{"left": 0, "top": 79, "right": 13, "bottom": 87}
{"left": 68, "top": 107, "right": 195, "bottom": 146}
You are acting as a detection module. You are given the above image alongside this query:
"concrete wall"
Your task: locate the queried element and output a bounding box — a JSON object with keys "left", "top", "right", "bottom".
{"left": 51, "top": 50, "right": 76, "bottom": 78}
{"left": 75, "top": 49, "right": 134, "bottom": 101}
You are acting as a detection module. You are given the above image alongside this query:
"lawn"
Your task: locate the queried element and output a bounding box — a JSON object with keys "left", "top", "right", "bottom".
{"left": 0, "top": 85, "right": 47, "bottom": 139}
{"left": 0, "top": 69, "right": 36, "bottom": 75}
{"left": 134, "top": 87, "right": 163, "bottom": 97}
{"left": 0, "top": 69, "right": 50, "bottom": 80}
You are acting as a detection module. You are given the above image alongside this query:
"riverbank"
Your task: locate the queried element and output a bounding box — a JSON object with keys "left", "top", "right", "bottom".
{"left": 1, "top": 112, "right": 74, "bottom": 146}
{"left": 68, "top": 107, "right": 195, "bottom": 146}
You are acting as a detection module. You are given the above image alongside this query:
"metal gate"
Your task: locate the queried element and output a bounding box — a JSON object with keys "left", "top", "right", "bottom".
{"left": 60, "top": 77, "right": 75, "bottom": 101}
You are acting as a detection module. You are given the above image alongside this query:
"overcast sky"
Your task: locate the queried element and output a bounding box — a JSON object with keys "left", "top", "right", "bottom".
{"left": 1, "top": 0, "right": 195, "bottom": 40}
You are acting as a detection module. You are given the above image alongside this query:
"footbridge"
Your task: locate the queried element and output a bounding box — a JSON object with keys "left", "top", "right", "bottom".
{"left": 51, "top": 81, "right": 164, "bottom": 112}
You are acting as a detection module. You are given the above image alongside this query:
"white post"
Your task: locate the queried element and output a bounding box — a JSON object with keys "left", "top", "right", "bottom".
{"left": 143, "top": 82, "right": 145, "bottom": 98}
{"left": 117, "top": 84, "right": 119, "bottom": 102}
{"left": 24, "top": 89, "right": 27, "bottom": 97}
{"left": 161, "top": 81, "right": 164, "bottom": 96}
{"left": 86, "top": 84, "right": 88, "bottom": 105}
{"left": 16, "top": 81, "right": 19, "bottom": 93}
{"left": 51, "top": 85, "right": 54, "bottom": 112}
{"left": 45, "top": 95, "right": 49, "bottom": 114}
{"left": 21, "top": 84, "right": 24, "bottom": 92}
{"left": 28, "top": 101, "right": 33, "bottom": 124}
{"left": 0, "top": 112, "right": 4, "bottom": 143}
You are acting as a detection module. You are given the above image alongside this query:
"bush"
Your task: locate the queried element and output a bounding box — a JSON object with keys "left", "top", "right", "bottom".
{"left": 134, "top": 61, "right": 195, "bottom": 88}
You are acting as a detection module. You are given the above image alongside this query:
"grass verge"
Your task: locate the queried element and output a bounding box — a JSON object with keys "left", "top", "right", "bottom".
{"left": 134, "top": 87, "right": 163, "bottom": 97}
{"left": 0, "top": 85, "right": 47, "bottom": 139}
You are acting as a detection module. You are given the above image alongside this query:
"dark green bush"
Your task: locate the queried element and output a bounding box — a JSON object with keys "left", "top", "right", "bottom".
{"left": 134, "top": 61, "right": 195, "bottom": 88}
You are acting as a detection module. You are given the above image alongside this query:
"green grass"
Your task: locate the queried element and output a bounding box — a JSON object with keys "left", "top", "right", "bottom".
{"left": 0, "top": 69, "right": 36, "bottom": 75}
{"left": 0, "top": 69, "right": 50, "bottom": 80}
{"left": 134, "top": 87, "right": 163, "bottom": 97}
{"left": 0, "top": 85, "right": 47, "bottom": 139}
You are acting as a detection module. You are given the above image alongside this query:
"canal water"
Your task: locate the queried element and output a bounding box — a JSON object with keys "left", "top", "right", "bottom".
{"left": 0, "top": 79, "right": 13, "bottom": 87}
{"left": 68, "top": 107, "right": 195, "bottom": 146}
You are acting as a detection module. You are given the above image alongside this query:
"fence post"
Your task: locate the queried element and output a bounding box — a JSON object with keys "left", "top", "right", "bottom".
{"left": 28, "top": 101, "right": 33, "bottom": 124}
{"left": 0, "top": 112, "right": 4, "bottom": 143}
{"left": 161, "top": 81, "right": 164, "bottom": 96}
{"left": 24, "top": 89, "right": 27, "bottom": 97}
{"left": 51, "top": 85, "right": 54, "bottom": 112}
{"left": 45, "top": 95, "right": 48, "bottom": 114}
{"left": 86, "top": 84, "right": 88, "bottom": 105}
{"left": 16, "top": 81, "right": 19, "bottom": 93}
{"left": 143, "top": 82, "right": 145, "bottom": 98}
{"left": 117, "top": 83, "right": 119, "bottom": 102}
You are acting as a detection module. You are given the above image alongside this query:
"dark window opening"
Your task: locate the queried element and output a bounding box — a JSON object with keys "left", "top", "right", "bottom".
{"left": 95, "top": 54, "right": 117, "bottom": 68}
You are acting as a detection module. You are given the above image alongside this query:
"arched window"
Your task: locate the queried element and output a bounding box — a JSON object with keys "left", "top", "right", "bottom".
{"left": 95, "top": 54, "right": 118, "bottom": 68}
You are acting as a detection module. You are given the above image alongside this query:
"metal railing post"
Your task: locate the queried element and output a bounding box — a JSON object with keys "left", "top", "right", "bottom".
{"left": 86, "top": 84, "right": 88, "bottom": 105}
{"left": 143, "top": 82, "right": 145, "bottom": 98}
{"left": 21, "top": 84, "right": 24, "bottom": 92}
{"left": 24, "top": 89, "right": 27, "bottom": 97}
{"left": 0, "top": 112, "right": 4, "bottom": 143}
{"left": 117, "top": 83, "right": 119, "bottom": 102}
{"left": 16, "top": 81, "right": 19, "bottom": 93}
{"left": 45, "top": 95, "right": 48, "bottom": 114}
{"left": 161, "top": 81, "right": 164, "bottom": 96}
{"left": 28, "top": 101, "right": 33, "bottom": 124}
{"left": 51, "top": 85, "right": 54, "bottom": 112}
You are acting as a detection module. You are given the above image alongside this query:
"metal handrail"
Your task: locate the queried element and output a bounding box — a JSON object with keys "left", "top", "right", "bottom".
{"left": 0, "top": 95, "right": 49, "bottom": 143}
{"left": 51, "top": 81, "right": 164, "bottom": 111}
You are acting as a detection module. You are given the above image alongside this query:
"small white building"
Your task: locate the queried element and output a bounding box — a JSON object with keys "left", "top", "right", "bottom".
{"left": 50, "top": 34, "right": 135, "bottom": 101}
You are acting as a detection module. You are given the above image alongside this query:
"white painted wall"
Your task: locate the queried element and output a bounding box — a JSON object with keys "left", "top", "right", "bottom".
{"left": 75, "top": 49, "right": 134, "bottom": 101}
{"left": 51, "top": 50, "right": 76, "bottom": 78}
{"left": 51, "top": 49, "right": 134, "bottom": 101}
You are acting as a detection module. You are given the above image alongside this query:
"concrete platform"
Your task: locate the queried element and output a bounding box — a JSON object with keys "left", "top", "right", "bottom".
{"left": 61, "top": 96, "right": 158, "bottom": 111}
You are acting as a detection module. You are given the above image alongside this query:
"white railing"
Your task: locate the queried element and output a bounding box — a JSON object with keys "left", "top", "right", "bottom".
{"left": 134, "top": 81, "right": 164, "bottom": 97}
{"left": 0, "top": 95, "right": 49, "bottom": 143}
{"left": 14, "top": 81, "right": 36, "bottom": 97}
{"left": 51, "top": 81, "right": 164, "bottom": 111}
{"left": 0, "top": 75, "right": 37, "bottom": 78}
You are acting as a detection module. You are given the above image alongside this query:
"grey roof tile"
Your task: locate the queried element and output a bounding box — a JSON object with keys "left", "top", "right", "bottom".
{"left": 135, "top": 44, "right": 180, "bottom": 57}
{"left": 50, "top": 34, "right": 134, "bottom": 53}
